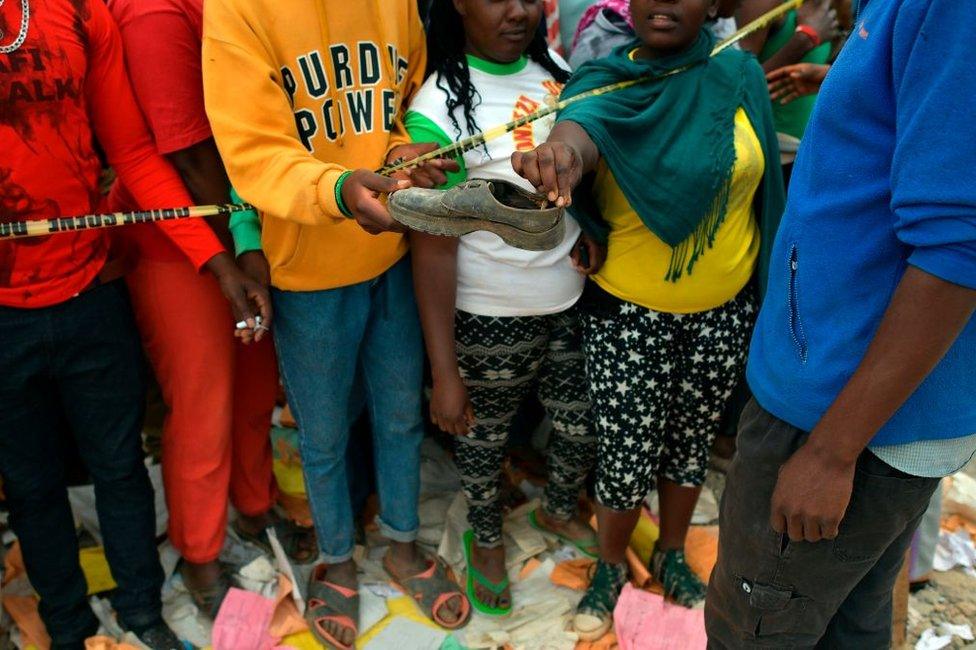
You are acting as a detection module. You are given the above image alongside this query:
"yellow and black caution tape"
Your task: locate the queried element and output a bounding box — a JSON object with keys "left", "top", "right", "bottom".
{"left": 3, "top": 0, "right": 804, "bottom": 241}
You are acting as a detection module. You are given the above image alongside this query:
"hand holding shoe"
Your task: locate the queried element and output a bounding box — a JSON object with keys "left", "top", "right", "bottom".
{"left": 341, "top": 170, "right": 410, "bottom": 235}
{"left": 511, "top": 142, "right": 583, "bottom": 208}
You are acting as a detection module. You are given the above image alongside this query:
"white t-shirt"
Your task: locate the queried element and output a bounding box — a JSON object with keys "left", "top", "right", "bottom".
{"left": 406, "top": 53, "right": 584, "bottom": 317}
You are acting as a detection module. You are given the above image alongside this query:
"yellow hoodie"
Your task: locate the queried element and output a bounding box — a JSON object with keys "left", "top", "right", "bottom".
{"left": 202, "top": 0, "right": 425, "bottom": 290}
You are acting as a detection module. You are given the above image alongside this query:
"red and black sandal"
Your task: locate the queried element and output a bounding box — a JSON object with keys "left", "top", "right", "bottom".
{"left": 305, "top": 565, "right": 359, "bottom": 650}
{"left": 382, "top": 552, "right": 471, "bottom": 629}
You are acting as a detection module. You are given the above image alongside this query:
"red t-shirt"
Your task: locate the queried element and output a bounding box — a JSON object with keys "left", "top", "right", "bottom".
{"left": 0, "top": 0, "right": 223, "bottom": 308}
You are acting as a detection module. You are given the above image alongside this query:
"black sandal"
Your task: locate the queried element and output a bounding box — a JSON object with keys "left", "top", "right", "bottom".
{"left": 573, "top": 560, "right": 628, "bottom": 641}
{"left": 650, "top": 548, "right": 706, "bottom": 607}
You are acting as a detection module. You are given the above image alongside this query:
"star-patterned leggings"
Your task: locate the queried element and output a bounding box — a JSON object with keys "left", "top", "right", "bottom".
{"left": 580, "top": 287, "right": 757, "bottom": 511}
{"left": 454, "top": 308, "right": 596, "bottom": 548}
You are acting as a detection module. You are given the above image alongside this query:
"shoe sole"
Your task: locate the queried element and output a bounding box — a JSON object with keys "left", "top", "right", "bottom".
{"left": 390, "top": 198, "right": 565, "bottom": 251}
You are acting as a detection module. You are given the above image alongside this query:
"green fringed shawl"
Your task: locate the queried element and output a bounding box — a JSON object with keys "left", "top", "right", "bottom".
{"left": 559, "top": 30, "right": 785, "bottom": 295}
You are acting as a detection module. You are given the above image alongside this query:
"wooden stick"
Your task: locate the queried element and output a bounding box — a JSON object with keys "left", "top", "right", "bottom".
{"left": 0, "top": 203, "right": 254, "bottom": 241}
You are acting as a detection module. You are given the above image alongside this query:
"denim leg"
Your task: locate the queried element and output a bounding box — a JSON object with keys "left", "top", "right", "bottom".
{"left": 360, "top": 258, "right": 424, "bottom": 542}
{"left": 272, "top": 284, "right": 370, "bottom": 562}
{"left": 53, "top": 283, "right": 163, "bottom": 631}
{"left": 0, "top": 303, "right": 98, "bottom": 646}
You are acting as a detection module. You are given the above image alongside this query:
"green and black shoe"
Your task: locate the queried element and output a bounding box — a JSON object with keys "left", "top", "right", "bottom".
{"left": 650, "top": 547, "right": 706, "bottom": 607}
{"left": 573, "top": 560, "right": 628, "bottom": 641}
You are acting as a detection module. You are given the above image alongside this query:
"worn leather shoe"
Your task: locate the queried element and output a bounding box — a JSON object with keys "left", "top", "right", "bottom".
{"left": 389, "top": 179, "right": 565, "bottom": 251}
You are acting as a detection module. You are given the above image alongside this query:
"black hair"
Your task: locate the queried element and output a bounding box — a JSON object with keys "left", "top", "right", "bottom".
{"left": 425, "top": 1, "right": 571, "bottom": 141}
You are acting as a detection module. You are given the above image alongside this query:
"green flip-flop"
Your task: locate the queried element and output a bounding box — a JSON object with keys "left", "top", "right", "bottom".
{"left": 528, "top": 509, "right": 599, "bottom": 559}
{"left": 462, "top": 529, "right": 512, "bottom": 617}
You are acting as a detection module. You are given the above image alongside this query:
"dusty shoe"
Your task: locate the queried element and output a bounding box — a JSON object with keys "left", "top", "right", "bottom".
{"left": 389, "top": 179, "right": 565, "bottom": 251}
{"left": 573, "top": 560, "right": 628, "bottom": 641}
{"left": 651, "top": 547, "right": 706, "bottom": 607}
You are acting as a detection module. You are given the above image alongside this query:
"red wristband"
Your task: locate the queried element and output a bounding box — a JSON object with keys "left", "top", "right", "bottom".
{"left": 796, "top": 24, "right": 822, "bottom": 47}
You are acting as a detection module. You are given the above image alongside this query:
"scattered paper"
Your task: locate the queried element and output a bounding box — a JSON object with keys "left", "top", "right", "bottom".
{"left": 614, "top": 584, "right": 707, "bottom": 650}
{"left": 359, "top": 587, "right": 390, "bottom": 634}
{"left": 933, "top": 529, "right": 976, "bottom": 577}
{"left": 212, "top": 588, "right": 278, "bottom": 650}
{"left": 267, "top": 527, "right": 306, "bottom": 614}
{"left": 915, "top": 628, "right": 952, "bottom": 650}
{"left": 938, "top": 622, "right": 974, "bottom": 641}
{"left": 917, "top": 620, "right": 976, "bottom": 650}
{"left": 362, "top": 616, "right": 446, "bottom": 650}
{"left": 80, "top": 547, "right": 117, "bottom": 595}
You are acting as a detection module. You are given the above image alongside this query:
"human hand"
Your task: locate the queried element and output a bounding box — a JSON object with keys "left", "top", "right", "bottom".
{"left": 205, "top": 252, "right": 273, "bottom": 344}
{"left": 387, "top": 142, "right": 460, "bottom": 189}
{"left": 570, "top": 232, "right": 606, "bottom": 275}
{"left": 511, "top": 142, "right": 583, "bottom": 208}
{"left": 430, "top": 375, "right": 475, "bottom": 436}
{"left": 237, "top": 250, "right": 271, "bottom": 287}
{"left": 797, "top": 0, "right": 840, "bottom": 46}
{"left": 769, "top": 440, "right": 856, "bottom": 542}
{"left": 767, "top": 63, "right": 830, "bottom": 104}
{"left": 341, "top": 170, "right": 410, "bottom": 235}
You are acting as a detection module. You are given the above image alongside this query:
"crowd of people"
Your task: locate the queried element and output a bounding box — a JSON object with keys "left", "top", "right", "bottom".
{"left": 1, "top": 0, "right": 973, "bottom": 649}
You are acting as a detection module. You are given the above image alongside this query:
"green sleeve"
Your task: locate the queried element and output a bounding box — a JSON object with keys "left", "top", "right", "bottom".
{"left": 404, "top": 110, "right": 468, "bottom": 189}
{"left": 228, "top": 186, "right": 263, "bottom": 257}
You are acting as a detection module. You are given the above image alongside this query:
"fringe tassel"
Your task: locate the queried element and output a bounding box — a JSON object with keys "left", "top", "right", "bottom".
{"left": 664, "top": 170, "right": 735, "bottom": 283}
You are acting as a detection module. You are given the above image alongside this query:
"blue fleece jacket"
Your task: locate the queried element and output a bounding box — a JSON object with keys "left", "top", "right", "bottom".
{"left": 747, "top": 0, "right": 976, "bottom": 445}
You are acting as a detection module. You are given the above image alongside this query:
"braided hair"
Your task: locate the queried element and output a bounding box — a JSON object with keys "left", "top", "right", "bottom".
{"left": 425, "top": 1, "right": 571, "bottom": 141}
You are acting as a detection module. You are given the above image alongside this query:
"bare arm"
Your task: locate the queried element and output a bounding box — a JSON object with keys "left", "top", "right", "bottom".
{"left": 167, "top": 138, "right": 234, "bottom": 250}
{"left": 738, "top": 0, "right": 838, "bottom": 73}
{"left": 771, "top": 267, "right": 976, "bottom": 542}
{"left": 410, "top": 231, "right": 473, "bottom": 435}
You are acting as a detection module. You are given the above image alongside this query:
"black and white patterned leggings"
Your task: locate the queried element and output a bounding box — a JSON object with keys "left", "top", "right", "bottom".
{"left": 454, "top": 308, "right": 596, "bottom": 548}
{"left": 581, "top": 287, "right": 757, "bottom": 511}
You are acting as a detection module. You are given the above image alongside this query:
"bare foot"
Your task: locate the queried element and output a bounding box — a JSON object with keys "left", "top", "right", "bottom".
{"left": 236, "top": 510, "right": 317, "bottom": 563}
{"left": 317, "top": 560, "right": 357, "bottom": 647}
{"left": 470, "top": 543, "right": 511, "bottom": 611}
{"left": 181, "top": 559, "right": 222, "bottom": 593}
{"left": 535, "top": 508, "right": 599, "bottom": 556}
{"left": 385, "top": 541, "right": 464, "bottom": 625}
{"left": 235, "top": 511, "right": 273, "bottom": 537}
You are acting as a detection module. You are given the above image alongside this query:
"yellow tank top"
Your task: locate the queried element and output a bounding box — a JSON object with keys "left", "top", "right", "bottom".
{"left": 592, "top": 108, "right": 764, "bottom": 314}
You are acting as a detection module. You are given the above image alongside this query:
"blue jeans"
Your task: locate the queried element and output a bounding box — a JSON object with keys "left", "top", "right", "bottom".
{"left": 0, "top": 282, "right": 164, "bottom": 648}
{"left": 272, "top": 257, "right": 423, "bottom": 563}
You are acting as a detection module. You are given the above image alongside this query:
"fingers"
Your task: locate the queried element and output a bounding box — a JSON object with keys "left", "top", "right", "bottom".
{"left": 431, "top": 411, "right": 469, "bottom": 436}
{"left": 408, "top": 163, "right": 448, "bottom": 189}
{"left": 570, "top": 243, "right": 584, "bottom": 273}
{"left": 554, "top": 145, "right": 578, "bottom": 207}
{"left": 765, "top": 66, "right": 793, "bottom": 83}
{"left": 820, "top": 516, "right": 841, "bottom": 540}
{"left": 778, "top": 92, "right": 800, "bottom": 105}
{"left": 769, "top": 507, "right": 787, "bottom": 536}
{"left": 360, "top": 172, "right": 409, "bottom": 195}
{"left": 511, "top": 150, "right": 543, "bottom": 190}
{"left": 355, "top": 195, "right": 405, "bottom": 234}
{"left": 786, "top": 513, "right": 805, "bottom": 542}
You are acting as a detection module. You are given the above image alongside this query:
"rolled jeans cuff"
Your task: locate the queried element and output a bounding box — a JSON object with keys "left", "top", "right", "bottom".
{"left": 319, "top": 548, "right": 355, "bottom": 565}
{"left": 376, "top": 516, "right": 418, "bottom": 544}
